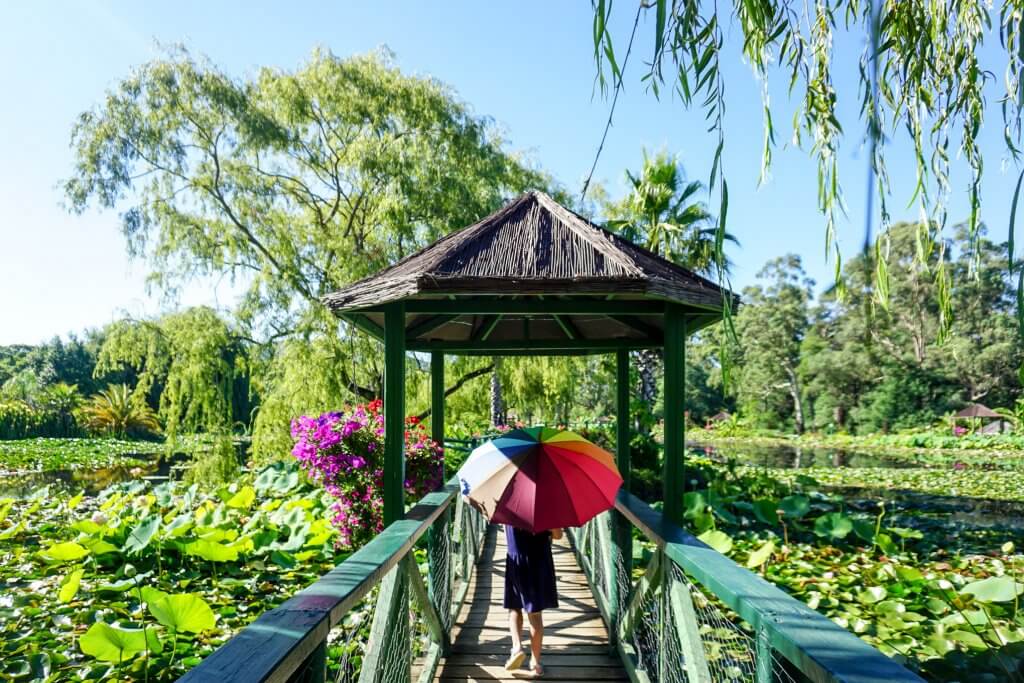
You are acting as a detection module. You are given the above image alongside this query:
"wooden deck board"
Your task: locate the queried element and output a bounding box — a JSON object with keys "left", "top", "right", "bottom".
{"left": 436, "top": 526, "right": 627, "bottom": 682}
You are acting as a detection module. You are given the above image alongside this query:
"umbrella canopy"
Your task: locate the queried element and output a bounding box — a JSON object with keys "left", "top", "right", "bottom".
{"left": 457, "top": 427, "right": 622, "bottom": 533}
{"left": 954, "top": 403, "right": 1001, "bottom": 419}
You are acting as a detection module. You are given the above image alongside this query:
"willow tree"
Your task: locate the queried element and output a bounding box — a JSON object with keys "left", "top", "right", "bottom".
{"left": 64, "top": 48, "right": 545, "bottom": 457}
{"left": 592, "top": 1, "right": 1024, "bottom": 330}
{"left": 94, "top": 307, "right": 247, "bottom": 439}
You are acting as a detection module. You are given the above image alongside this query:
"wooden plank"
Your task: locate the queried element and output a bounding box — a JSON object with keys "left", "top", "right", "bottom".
{"left": 361, "top": 299, "right": 670, "bottom": 315}
{"left": 441, "top": 654, "right": 622, "bottom": 668}
{"left": 436, "top": 664, "right": 626, "bottom": 680}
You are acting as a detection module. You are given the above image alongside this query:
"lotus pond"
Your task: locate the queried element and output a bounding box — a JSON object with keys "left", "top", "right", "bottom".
{"left": 0, "top": 439, "right": 1022, "bottom": 681}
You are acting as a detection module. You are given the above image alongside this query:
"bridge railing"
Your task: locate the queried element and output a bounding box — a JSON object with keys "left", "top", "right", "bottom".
{"left": 569, "top": 489, "right": 926, "bottom": 683}
{"left": 180, "top": 477, "right": 487, "bottom": 683}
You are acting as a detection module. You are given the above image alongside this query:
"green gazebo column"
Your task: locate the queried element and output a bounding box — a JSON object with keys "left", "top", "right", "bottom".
{"left": 431, "top": 351, "right": 445, "bottom": 479}
{"left": 609, "top": 348, "right": 632, "bottom": 642}
{"left": 383, "top": 302, "right": 406, "bottom": 526}
{"left": 663, "top": 304, "right": 686, "bottom": 527}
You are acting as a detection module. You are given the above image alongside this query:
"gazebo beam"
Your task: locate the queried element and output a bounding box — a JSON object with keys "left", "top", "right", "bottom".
{"left": 553, "top": 315, "right": 580, "bottom": 340}
{"left": 341, "top": 313, "right": 385, "bottom": 340}
{"left": 608, "top": 315, "right": 661, "bottom": 339}
{"left": 407, "top": 338, "right": 662, "bottom": 353}
{"left": 359, "top": 299, "right": 672, "bottom": 315}
{"left": 407, "top": 315, "right": 460, "bottom": 340}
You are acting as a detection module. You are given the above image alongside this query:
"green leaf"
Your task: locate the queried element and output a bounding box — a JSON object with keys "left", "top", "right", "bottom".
{"left": 140, "top": 586, "right": 170, "bottom": 606}
{"left": 68, "top": 490, "right": 85, "bottom": 510}
{"left": 81, "top": 537, "right": 120, "bottom": 555}
{"left": 813, "top": 513, "right": 853, "bottom": 540}
{"left": 123, "top": 514, "right": 161, "bottom": 554}
{"left": 948, "top": 629, "right": 988, "bottom": 650}
{"left": 40, "top": 541, "right": 89, "bottom": 562}
{"left": 58, "top": 567, "right": 85, "bottom": 603}
{"left": 746, "top": 540, "right": 775, "bottom": 569}
{"left": 777, "top": 495, "right": 810, "bottom": 519}
{"left": 80, "top": 622, "right": 161, "bottom": 663}
{"left": 148, "top": 593, "right": 216, "bottom": 633}
{"left": 226, "top": 485, "right": 256, "bottom": 510}
{"left": 857, "top": 585, "right": 887, "bottom": 604}
{"left": 960, "top": 576, "right": 1024, "bottom": 603}
{"left": 697, "top": 529, "right": 733, "bottom": 554}
{"left": 752, "top": 499, "right": 779, "bottom": 524}
{"left": 184, "top": 538, "right": 239, "bottom": 562}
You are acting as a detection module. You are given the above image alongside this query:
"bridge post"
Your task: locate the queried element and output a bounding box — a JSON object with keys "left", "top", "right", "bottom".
{"left": 383, "top": 303, "right": 406, "bottom": 526}
{"left": 663, "top": 304, "right": 685, "bottom": 527}
{"left": 610, "top": 349, "right": 632, "bottom": 644}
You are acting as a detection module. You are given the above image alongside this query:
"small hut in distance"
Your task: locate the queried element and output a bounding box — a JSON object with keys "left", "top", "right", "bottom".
{"left": 954, "top": 403, "right": 1012, "bottom": 435}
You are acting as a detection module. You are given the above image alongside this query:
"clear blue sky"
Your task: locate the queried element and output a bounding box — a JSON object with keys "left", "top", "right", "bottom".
{"left": 0, "top": 2, "right": 1018, "bottom": 345}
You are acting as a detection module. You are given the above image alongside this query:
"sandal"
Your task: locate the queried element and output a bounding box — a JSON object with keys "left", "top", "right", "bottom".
{"left": 531, "top": 661, "right": 544, "bottom": 678}
{"left": 504, "top": 648, "right": 526, "bottom": 671}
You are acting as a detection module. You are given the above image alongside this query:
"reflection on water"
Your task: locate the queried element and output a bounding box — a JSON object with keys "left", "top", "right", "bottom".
{"left": 0, "top": 453, "right": 189, "bottom": 498}
{"left": 689, "top": 441, "right": 914, "bottom": 469}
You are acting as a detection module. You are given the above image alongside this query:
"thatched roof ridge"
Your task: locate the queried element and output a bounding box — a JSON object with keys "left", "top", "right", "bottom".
{"left": 323, "top": 190, "right": 733, "bottom": 313}
{"left": 954, "top": 403, "right": 1001, "bottom": 419}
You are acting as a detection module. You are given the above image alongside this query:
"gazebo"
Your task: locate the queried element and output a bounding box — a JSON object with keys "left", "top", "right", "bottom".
{"left": 954, "top": 403, "right": 1009, "bottom": 434}
{"left": 323, "top": 190, "right": 735, "bottom": 528}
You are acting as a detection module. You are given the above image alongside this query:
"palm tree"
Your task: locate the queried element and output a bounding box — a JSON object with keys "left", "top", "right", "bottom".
{"left": 607, "top": 149, "right": 737, "bottom": 278}
{"left": 80, "top": 384, "right": 161, "bottom": 437}
{"left": 605, "top": 150, "right": 739, "bottom": 414}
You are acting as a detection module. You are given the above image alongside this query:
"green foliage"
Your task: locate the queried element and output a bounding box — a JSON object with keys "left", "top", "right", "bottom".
{"left": 64, "top": 48, "right": 547, "bottom": 459}
{"left": 80, "top": 384, "right": 161, "bottom": 438}
{"left": 183, "top": 435, "right": 241, "bottom": 487}
{"left": 0, "top": 438, "right": 159, "bottom": 474}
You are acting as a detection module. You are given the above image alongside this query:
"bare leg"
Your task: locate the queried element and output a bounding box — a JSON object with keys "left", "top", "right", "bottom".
{"left": 509, "top": 609, "right": 524, "bottom": 652}
{"left": 526, "top": 611, "right": 544, "bottom": 673}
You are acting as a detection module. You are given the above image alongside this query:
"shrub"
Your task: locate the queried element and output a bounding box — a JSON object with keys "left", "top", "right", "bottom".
{"left": 291, "top": 400, "right": 443, "bottom": 548}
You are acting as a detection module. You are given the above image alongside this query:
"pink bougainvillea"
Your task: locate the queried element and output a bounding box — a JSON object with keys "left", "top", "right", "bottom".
{"left": 291, "top": 400, "right": 443, "bottom": 548}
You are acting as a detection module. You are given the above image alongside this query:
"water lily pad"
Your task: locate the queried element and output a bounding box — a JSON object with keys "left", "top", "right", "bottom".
{"left": 960, "top": 576, "right": 1024, "bottom": 603}
{"left": 777, "top": 495, "right": 810, "bottom": 519}
{"left": 857, "top": 585, "right": 886, "bottom": 604}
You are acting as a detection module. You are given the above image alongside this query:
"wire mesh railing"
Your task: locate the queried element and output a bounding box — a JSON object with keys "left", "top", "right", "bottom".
{"left": 179, "top": 478, "right": 487, "bottom": 683}
{"left": 568, "top": 491, "right": 926, "bottom": 683}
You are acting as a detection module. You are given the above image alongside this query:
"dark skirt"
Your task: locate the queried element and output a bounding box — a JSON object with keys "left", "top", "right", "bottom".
{"left": 503, "top": 525, "right": 559, "bottom": 613}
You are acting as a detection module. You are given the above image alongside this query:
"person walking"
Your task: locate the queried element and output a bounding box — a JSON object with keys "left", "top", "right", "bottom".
{"left": 503, "top": 524, "right": 562, "bottom": 677}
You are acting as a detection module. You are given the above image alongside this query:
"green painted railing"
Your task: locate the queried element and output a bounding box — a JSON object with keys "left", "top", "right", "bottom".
{"left": 179, "top": 478, "right": 487, "bottom": 683}
{"left": 569, "top": 490, "right": 926, "bottom": 683}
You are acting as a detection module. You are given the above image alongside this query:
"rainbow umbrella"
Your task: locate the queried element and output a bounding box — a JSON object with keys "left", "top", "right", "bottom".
{"left": 456, "top": 427, "right": 623, "bottom": 533}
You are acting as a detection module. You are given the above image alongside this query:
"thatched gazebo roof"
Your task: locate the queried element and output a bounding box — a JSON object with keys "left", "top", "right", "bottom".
{"left": 323, "top": 191, "right": 735, "bottom": 353}
{"left": 954, "top": 403, "right": 1001, "bottom": 419}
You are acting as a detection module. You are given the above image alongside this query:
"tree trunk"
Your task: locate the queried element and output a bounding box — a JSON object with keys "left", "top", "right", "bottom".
{"left": 635, "top": 349, "right": 661, "bottom": 433}
{"left": 784, "top": 365, "right": 805, "bottom": 435}
{"left": 490, "top": 358, "right": 504, "bottom": 428}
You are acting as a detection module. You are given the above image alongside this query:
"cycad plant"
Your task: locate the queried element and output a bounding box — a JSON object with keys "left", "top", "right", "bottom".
{"left": 80, "top": 384, "right": 161, "bottom": 438}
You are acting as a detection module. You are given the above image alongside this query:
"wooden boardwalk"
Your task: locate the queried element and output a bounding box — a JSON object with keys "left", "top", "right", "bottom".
{"left": 434, "top": 526, "right": 628, "bottom": 682}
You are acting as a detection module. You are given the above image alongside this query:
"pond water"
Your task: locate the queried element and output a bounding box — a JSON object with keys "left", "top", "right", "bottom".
{"left": 688, "top": 440, "right": 916, "bottom": 469}
{"left": 0, "top": 452, "right": 189, "bottom": 498}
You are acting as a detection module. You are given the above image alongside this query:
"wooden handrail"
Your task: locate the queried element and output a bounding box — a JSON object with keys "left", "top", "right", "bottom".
{"left": 614, "top": 490, "right": 925, "bottom": 683}
{"left": 179, "top": 480, "right": 460, "bottom": 683}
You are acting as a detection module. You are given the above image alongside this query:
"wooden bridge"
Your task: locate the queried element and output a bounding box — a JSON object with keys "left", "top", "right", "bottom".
{"left": 180, "top": 472, "right": 925, "bottom": 683}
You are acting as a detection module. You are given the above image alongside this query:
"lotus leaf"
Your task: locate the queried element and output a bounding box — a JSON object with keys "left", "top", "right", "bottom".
{"left": 123, "top": 514, "right": 161, "bottom": 554}
{"left": 148, "top": 593, "right": 216, "bottom": 633}
{"left": 697, "top": 529, "right": 734, "bottom": 554}
{"left": 79, "top": 622, "right": 162, "bottom": 663}
{"left": 58, "top": 568, "right": 85, "bottom": 603}
{"left": 40, "top": 541, "right": 89, "bottom": 563}
{"left": 814, "top": 513, "right": 853, "bottom": 540}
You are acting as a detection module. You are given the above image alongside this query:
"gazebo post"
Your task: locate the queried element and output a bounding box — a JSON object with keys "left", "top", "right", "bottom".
{"left": 663, "top": 303, "right": 686, "bottom": 527}
{"left": 610, "top": 348, "right": 632, "bottom": 641}
{"left": 431, "top": 351, "right": 445, "bottom": 479}
{"left": 383, "top": 302, "right": 406, "bottom": 526}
